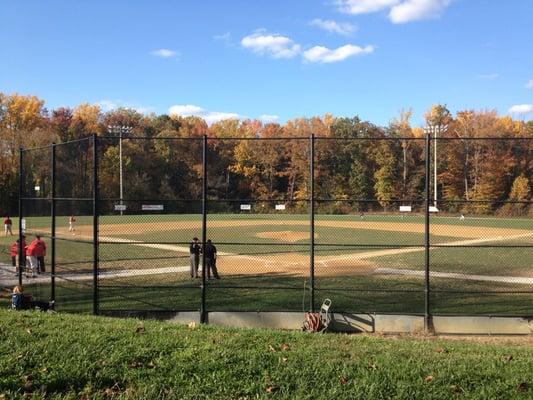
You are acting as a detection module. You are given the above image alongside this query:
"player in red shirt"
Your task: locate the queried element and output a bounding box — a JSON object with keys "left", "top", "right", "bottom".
{"left": 4, "top": 215, "right": 13, "bottom": 236}
{"left": 26, "top": 239, "right": 38, "bottom": 278}
{"left": 10, "top": 236, "right": 27, "bottom": 275}
{"left": 33, "top": 235, "right": 47, "bottom": 273}
{"left": 10, "top": 240, "right": 18, "bottom": 268}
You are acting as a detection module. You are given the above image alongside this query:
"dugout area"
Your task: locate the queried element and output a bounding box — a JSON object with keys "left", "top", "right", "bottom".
{"left": 2, "top": 135, "right": 533, "bottom": 333}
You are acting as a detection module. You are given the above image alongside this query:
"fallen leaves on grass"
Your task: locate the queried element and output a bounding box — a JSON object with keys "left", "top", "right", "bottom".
{"left": 265, "top": 386, "right": 279, "bottom": 393}
{"left": 424, "top": 375, "right": 434, "bottom": 382}
{"left": 367, "top": 363, "right": 378, "bottom": 370}
{"left": 516, "top": 382, "right": 528, "bottom": 392}
{"left": 280, "top": 357, "right": 288, "bottom": 363}
{"left": 503, "top": 355, "right": 513, "bottom": 362}
{"left": 128, "top": 361, "right": 143, "bottom": 368}
{"left": 450, "top": 385, "right": 463, "bottom": 395}
{"left": 269, "top": 343, "right": 290, "bottom": 352}
{"left": 188, "top": 322, "right": 197, "bottom": 329}
{"left": 103, "top": 383, "right": 123, "bottom": 398}
{"left": 339, "top": 377, "right": 349, "bottom": 385}
{"left": 435, "top": 347, "right": 448, "bottom": 354}
{"left": 135, "top": 326, "right": 145, "bottom": 334}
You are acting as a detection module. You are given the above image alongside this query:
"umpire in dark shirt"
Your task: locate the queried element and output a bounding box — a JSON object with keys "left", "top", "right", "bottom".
{"left": 189, "top": 237, "right": 201, "bottom": 278}
{"left": 203, "top": 239, "right": 220, "bottom": 280}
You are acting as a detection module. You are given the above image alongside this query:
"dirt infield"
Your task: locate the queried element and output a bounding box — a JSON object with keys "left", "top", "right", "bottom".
{"left": 255, "top": 230, "right": 314, "bottom": 242}
{"left": 25, "top": 218, "right": 532, "bottom": 280}
{"left": 54, "top": 219, "right": 531, "bottom": 240}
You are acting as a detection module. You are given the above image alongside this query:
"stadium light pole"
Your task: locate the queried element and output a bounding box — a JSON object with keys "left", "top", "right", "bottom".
{"left": 107, "top": 125, "right": 132, "bottom": 215}
{"left": 424, "top": 123, "right": 448, "bottom": 209}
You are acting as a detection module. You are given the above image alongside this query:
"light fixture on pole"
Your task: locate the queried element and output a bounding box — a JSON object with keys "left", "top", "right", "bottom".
{"left": 107, "top": 125, "right": 132, "bottom": 215}
{"left": 424, "top": 123, "right": 448, "bottom": 209}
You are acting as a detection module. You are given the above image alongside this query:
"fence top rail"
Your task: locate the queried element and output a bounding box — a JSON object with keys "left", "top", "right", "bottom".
{"left": 20, "top": 144, "right": 53, "bottom": 152}
{"left": 20, "top": 134, "right": 533, "bottom": 151}
{"left": 21, "top": 136, "right": 92, "bottom": 152}
{"left": 54, "top": 136, "right": 93, "bottom": 146}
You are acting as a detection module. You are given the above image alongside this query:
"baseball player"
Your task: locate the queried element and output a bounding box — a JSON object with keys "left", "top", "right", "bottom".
{"left": 69, "top": 216, "right": 76, "bottom": 234}
{"left": 33, "top": 235, "right": 47, "bottom": 273}
{"left": 10, "top": 240, "right": 18, "bottom": 270}
{"left": 4, "top": 215, "right": 13, "bottom": 236}
{"left": 189, "top": 237, "right": 201, "bottom": 278}
{"left": 25, "top": 239, "right": 38, "bottom": 278}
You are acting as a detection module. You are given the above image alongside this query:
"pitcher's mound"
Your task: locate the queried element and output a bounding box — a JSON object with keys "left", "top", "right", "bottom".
{"left": 255, "top": 230, "right": 316, "bottom": 243}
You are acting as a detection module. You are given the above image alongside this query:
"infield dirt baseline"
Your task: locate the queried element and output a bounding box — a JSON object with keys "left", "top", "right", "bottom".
{"left": 55, "top": 218, "right": 531, "bottom": 240}
{"left": 4, "top": 230, "right": 533, "bottom": 286}
{"left": 22, "top": 216, "right": 533, "bottom": 279}
{"left": 41, "top": 224, "right": 533, "bottom": 280}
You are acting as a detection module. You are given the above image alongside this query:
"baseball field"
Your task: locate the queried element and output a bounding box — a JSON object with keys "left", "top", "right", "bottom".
{"left": 1, "top": 212, "right": 532, "bottom": 315}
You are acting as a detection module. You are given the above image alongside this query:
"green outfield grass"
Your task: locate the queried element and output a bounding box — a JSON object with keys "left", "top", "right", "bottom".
{"left": 1, "top": 213, "right": 532, "bottom": 316}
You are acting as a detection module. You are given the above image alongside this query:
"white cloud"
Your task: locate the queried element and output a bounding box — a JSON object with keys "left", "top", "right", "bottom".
{"left": 509, "top": 104, "right": 533, "bottom": 115}
{"left": 259, "top": 114, "right": 279, "bottom": 123}
{"left": 303, "top": 44, "right": 374, "bottom": 63}
{"left": 168, "top": 105, "right": 282, "bottom": 125}
{"left": 526, "top": 80, "right": 533, "bottom": 89}
{"left": 336, "top": 0, "right": 399, "bottom": 15}
{"left": 477, "top": 73, "right": 499, "bottom": 80}
{"left": 335, "top": 0, "right": 452, "bottom": 23}
{"left": 389, "top": 0, "right": 452, "bottom": 24}
{"left": 169, "top": 104, "right": 242, "bottom": 124}
{"left": 309, "top": 18, "right": 356, "bottom": 36}
{"left": 98, "top": 100, "right": 153, "bottom": 114}
{"left": 150, "top": 49, "right": 178, "bottom": 58}
{"left": 241, "top": 32, "right": 301, "bottom": 59}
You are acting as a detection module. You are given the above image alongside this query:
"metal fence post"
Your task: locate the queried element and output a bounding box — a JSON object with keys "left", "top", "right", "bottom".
{"left": 51, "top": 143, "right": 56, "bottom": 305}
{"left": 424, "top": 133, "right": 432, "bottom": 331}
{"left": 18, "top": 148, "right": 24, "bottom": 286}
{"left": 200, "top": 135, "right": 208, "bottom": 323}
{"left": 309, "top": 134, "right": 315, "bottom": 312}
{"left": 92, "top": 134, "right": 99, "bottom": 315}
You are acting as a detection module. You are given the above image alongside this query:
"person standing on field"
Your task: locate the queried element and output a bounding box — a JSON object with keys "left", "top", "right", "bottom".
{"left": 4, "top": 215, "right": 13, "bottom": 236}
{"left": 203, "top": 239, "right": 220, "bottom": 280}
{"left": 33, "top": 235, "right": 47, "bottom": 273}
{"left": 189, "top": 237, "right": 201, "bottom": 278}
{"left": 25, "top": 240, "right": 38, "bottom": 278}
{"left": 10, "top": 240, "right": 19, "bottom": 270}
{"left": 69, "top": 216, "right": 76, "bottom": 234}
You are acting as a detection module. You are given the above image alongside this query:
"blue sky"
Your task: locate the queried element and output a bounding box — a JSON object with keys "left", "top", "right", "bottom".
{"left": 1, "top": 0, "right": 532, "bottom": 126}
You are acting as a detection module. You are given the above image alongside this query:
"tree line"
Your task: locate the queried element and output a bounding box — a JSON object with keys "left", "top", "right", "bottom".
{"left": 1, "top": 93, "right": 533, "bottom": 216}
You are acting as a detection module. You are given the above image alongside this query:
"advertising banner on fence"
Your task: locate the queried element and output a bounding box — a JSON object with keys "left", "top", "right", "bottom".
{"left": 142, "top": 204, "right": 164, "bottom": 211}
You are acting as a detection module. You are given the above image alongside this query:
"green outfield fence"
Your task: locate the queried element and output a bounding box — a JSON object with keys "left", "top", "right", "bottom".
{"left": 7, "top": 134, "right": 533, "bottom": 329}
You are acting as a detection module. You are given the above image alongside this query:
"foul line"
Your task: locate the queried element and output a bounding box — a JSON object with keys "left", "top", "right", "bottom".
{"left": 374, "top": 268, "right": 533, "bottom": 285}
{"left": 319, "top": 232, "right": 533, "bottom": 263}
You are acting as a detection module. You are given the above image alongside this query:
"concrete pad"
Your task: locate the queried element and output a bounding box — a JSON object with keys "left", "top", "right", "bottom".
{"left": 330, "top": 313, "right": 376, "bottom": 332}
{"left": 433, "top": 316, "right": 532, "bottom": 335}
{"left": 208, "top": 312, "right": 305, "bottom": 329}
{"left": 374, "top": 314, "right": 425, "bottom": 333}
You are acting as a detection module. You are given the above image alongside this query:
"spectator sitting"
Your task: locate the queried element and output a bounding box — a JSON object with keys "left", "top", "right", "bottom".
{"left": 11, "top": 285, "right": 54, "bottom": 311}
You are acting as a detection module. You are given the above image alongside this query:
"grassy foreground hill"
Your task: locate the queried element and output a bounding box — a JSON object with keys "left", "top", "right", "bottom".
{"left": 0, "top": 310, "right": 532, "bottom": 399}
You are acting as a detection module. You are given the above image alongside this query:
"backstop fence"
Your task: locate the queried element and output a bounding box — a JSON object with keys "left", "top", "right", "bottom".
{"left": 4, "top": 134, "right": 533, "bottom": 326}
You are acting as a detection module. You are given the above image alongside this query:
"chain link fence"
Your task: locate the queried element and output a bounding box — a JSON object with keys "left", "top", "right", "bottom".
{"left": 5, "top": 135, "right": 532, "bottom": 321}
